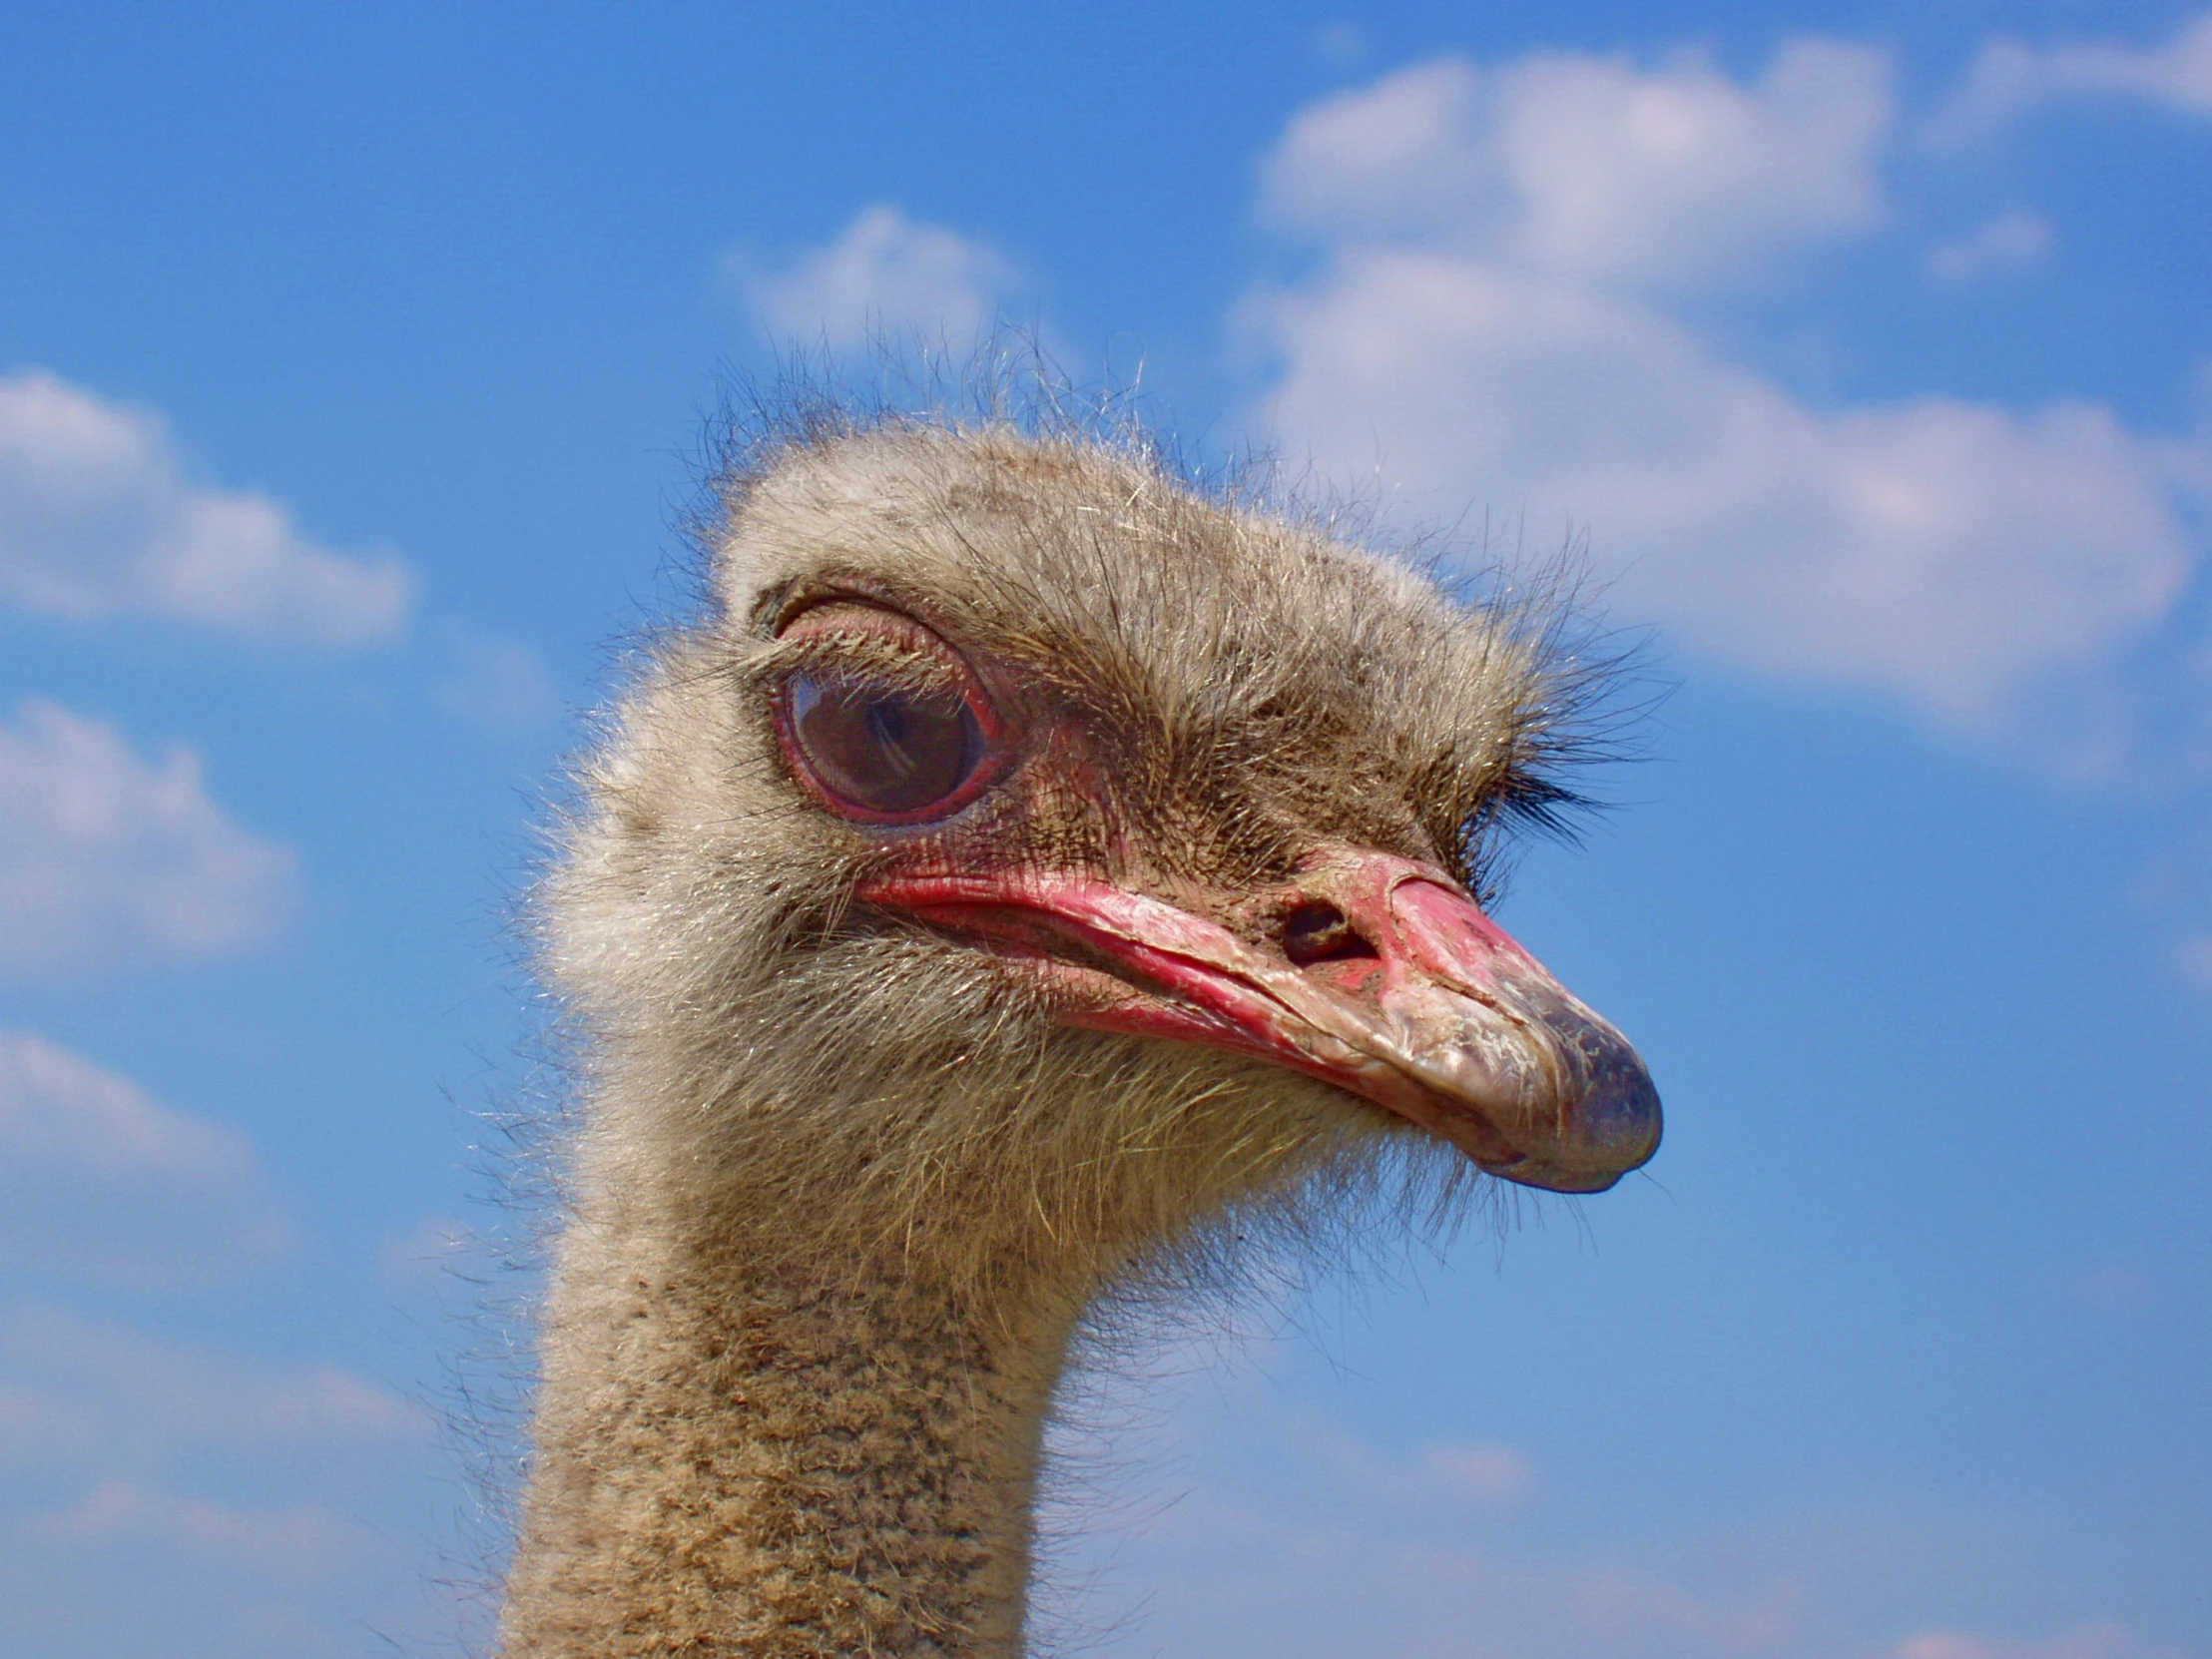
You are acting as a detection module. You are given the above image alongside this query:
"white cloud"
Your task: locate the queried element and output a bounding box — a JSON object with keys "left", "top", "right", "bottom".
{"left": 1264, "top": 42, "right": 1890, "bottom": 290}
{"left": 1925, "top": 210, "right": 2054, "bottom": 283}
{"left": 0, "top": 700, "right": 299, "bottom": 979}
{"left": 0, "top": 1034, "right": 285, "bottom": 1285}
{"left": 1248, "top": 41, "right": 2206, "bottom": 722}
{"left": 740, "top": 204, "right": 1020, "bottom": 352}
{"left": 1935, "top": 12, "right": 2212, "bottom": 138}
{"left": 0, "top": 370, "right": 413, "bottom": 645}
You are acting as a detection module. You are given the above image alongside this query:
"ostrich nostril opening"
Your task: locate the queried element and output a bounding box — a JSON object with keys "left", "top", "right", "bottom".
{"left": 1281, "top": 902, "right": 1381, "bottom": 966}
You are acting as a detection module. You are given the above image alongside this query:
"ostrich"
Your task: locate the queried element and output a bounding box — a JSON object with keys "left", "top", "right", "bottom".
{"left": 499, "top": 408, "right": 1660, "bottom": 1658}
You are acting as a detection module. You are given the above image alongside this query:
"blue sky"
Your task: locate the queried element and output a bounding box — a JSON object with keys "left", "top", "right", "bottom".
{"left": 1, "top": 3, "right": 2208, "bottom": 1655}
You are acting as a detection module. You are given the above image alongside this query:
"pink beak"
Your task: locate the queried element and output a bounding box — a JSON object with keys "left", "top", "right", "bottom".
{"left": 861, "top": 848, "right": 1661, "bottom": 1193}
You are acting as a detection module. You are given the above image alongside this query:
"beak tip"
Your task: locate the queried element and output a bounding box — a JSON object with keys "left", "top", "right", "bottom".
{"left": 1588, "top": 1055, "right": 1664, "bottom": 1166}
{"left": 1491, "top": 1035, "right": 1661, "bottom": 1195}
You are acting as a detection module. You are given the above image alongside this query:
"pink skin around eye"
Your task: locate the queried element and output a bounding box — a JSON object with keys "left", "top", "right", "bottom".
{"left": 772, "top": 603, "right": 1009, "bottom": 827}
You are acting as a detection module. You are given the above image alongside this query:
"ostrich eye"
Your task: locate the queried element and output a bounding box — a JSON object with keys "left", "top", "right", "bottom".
{"left": 785, "top": 672, "right": 987, "bottom": 819}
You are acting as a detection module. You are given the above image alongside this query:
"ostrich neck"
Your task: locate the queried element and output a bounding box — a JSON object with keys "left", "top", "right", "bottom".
{"left": 500, "top": 1194, "right": 1079, "bottom": 1659}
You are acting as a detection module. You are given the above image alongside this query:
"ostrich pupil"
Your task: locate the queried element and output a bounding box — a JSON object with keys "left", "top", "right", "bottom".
{"left": 789, "top": 673, "right": 982, "bottom": 815}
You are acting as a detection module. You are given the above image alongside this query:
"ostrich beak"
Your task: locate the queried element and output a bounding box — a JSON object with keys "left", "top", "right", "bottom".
{"left": 861, "top": 849, "right": 1661, "bottom": 1193}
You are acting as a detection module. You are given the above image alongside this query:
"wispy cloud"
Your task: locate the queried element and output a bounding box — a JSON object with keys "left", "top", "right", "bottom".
{"left": 24, "top": 1480, "right": 388, "bottom": 1585}
{"left": 0, "top": 1034, "right": 286, "bottom": 1286}
{"left": 1924, "top": 210, "right": 2054, "bottom": 284}
{"left": 1889, "top": 1627, "right": 2186, "bottom": 1659}
{"left": 1246, "top": 40, "right": 2206, "bottom": 726}
{"left": 1049, "top": 1367, "right": 2181, "bottom": 1659}
{"left": 1109, "top": 1489, "right": 1802, "bottom": 1659}
{"left": 0, "top": 370, "right": 412, "bottom": 646}
{"left": 434, "top": 629, "right": 561, "bottom": 730}
{"left": 0, "top": 700, "right": 299, "bottom": 979}
{"left": 0, "top": 1305, "right": 435, "bottom": 1658}
{"left": 1051, "top": 1381, "right": 1797, "bottom": 1659}
{"left": 1419, "top": 1439, "right": 1541, "bottom": 1504}
{"left": 377, "top": 1214, "right": 481, "bottom": 1290}
{"left": 1933, "top": 11, "right": 2212, "bottom": 141}
{"left": 734, "top": 204, "right": 1022, "bottom": 353}
{"left": 0, "top": 1304, "right": 418, "bottom": 1474}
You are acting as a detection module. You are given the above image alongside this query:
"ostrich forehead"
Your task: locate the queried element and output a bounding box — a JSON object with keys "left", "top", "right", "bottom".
{"left": 714, "top": 425, "right": 1549, "bottom": 802}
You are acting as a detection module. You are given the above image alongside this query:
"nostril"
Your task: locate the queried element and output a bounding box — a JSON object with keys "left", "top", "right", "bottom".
{"left": 1281, "top": 902, "right": 1381, "bottom": 966}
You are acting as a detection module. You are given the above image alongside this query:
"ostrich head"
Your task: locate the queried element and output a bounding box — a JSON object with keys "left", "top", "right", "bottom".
{"left": 506, "top": 409, "right": 1663, "bottom": 1658}
{"left": 545, "top": 415, "right": 1659, "bottom": 1314}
